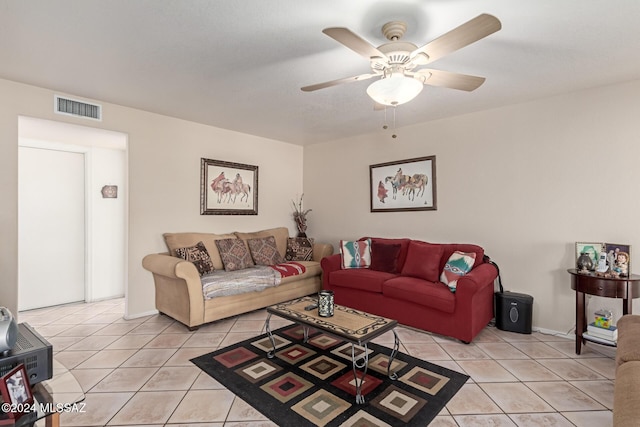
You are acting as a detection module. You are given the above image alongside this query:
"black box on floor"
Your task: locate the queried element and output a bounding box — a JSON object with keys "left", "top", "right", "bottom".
{"left": 495, "top": 291, "right": 533, "bottom": 334}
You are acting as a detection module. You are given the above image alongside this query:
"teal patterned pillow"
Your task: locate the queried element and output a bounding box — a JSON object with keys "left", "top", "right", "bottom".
{"left": 440, "top": 251, "right": 476, "bottom": 292}
{"left": 340, "top": 239, "right": 372, "bottom": 269}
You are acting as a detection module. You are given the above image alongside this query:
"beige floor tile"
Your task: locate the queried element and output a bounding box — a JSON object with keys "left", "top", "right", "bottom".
{"left": 230, "top": 319, "right": 269, "bottom": 333}
{"left": 55, "top": 350, "right": 99, "bottom": 369}
{"left": 514, "top": 342, "right": 568, "bottom": 359}
{"left": 472, "top": 328, "right": 505, "bottom": 342}
{"left": 568, "top": 380, "right": 615, "bottom": 409}
{"left": 121, "top": 348, "right": 177, "bottom": 367}
{"left": 440, "top": 342, "right": 491, "bottom": 360}
{"left": 57, "top": 324, "right": 107, "bottom": 337}
{"left": 560, "top": 410, "right": 613, "bottom": 426}
{"left": 60, "top": 391, "right": 133, "bottom": 426}
{"left": 220, "top": 332, "right": 262, "bottom": 347}
{"left": 479, "top": 382, "right": 555, "bottom": 413}
{"left": 46, "top": 335, "right": 85, "bottom": 351}
{"left": 75, "top": 349, "right": 138, "bottom": 369}
{"left": 429, "top": 415, "right": 459, "bottom": 426}
{"left": 141, "top": 366, "right": 201, "bottom": 391}
{"left": 144, "top": 333, "right": 191, "bottom": 348}
{"left": 191, "top": 371, "right": 225, "bottom": 389}
{"left": 165, "top": 347, "right": 212, "bottom": 366}
{"left": 66, "top": 335, "right": 120, "bottom": 351}
{"left": 496, "top": 359, "right": 562, "bottom": 382}
{"left": 163, "top": 322, "right": 197, "bottom": 333}
{"left": 509, "top": 413, "right": 575, "bottom": 426}
{"left": 193, "top": 318, "right": 236, "bottom": 333}
{"left": 106, "top": 334, "right": 157, "bottom": 349}
{"left": 551, "top": 340, "right": 608, "bottom": 359}
{"left": 395, "top": 327, "right": 436, "bottom": 343}
{"left": 457, "top": 360, "right": 519, "bottom": 383}
{"left": 575, "top": 357, "right": 616, "bottom": 379}
{"left": 91, "top": 367, "right": 158, "bottom": 392}
{"left": 403, "top": 343, "right": 453, "bottom": 360}
{"left": 537, "top": 359, "right": 606, "bottom": 381}
{"left": 33, "top": 323, "right": 72, "bottom": 337}
{"left": 108, "top": 390, "right": 187, "bottom": 425}
{"left": 492, "top": 330, "right": 541, "bottom": 343}
{"left": 130, "top": 321, "right": 172, "bottom": 334}
{"left": 525, "top": 381, "right": 606, "bottom": 411}
{"left": 82, "top": 312, "right": 124, "bottom": 324}
{"left": 223, "top": 422, "right": 277, "bottom": 427}
{"left": 93, "top": 322, "right": 140, "bottom": 335}
{"left": 454, "top": 414, "right": 517, "bottom": 426}
{"left": 226, "top": 397, "right": 270, "bottom": 422}
{"left": 182, "top": 332, "right": 226, "bottom": 348}
{"left": 143, "top": 313, "right": 176, "bottom": 324}
{"left": 69, "top": 368, "right": 113, "bottom": 392}
{"left": 475, "top": 342, "right": 529, "bottom": 359}
{"left": 56, "top": 313, "right": 101, "bottom": 324}
{"left": 446, "top": 384, "right": 502, "bottom": 415}
{"left": 167, "top": 389, "right": 236, "bottom": 423}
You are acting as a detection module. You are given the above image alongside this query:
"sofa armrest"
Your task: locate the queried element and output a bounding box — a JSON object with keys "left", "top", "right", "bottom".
{"left": 320, "top": 253, "right": 342, "bottom": 289}
{"left": 142, "top": 253, "right": 205, "bottom": 327}
{"left": 313, "top": 243, "right": 334, "bottom": 262}
{"left": 454, "top": 262, "right": 499, "bottom": 295}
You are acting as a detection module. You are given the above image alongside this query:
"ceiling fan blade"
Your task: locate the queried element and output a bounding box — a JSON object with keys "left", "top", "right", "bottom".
{"left": 414, "top": 69, "right": 486, "bottom": 91}
{"left": 322, "top": 27, "right": 388, "bottom": 60}
{"left": 411, "top": 14, "right": 501, "bottom": 64}
{"left": 301, "top": 73, "right": 377, "bottom": 92}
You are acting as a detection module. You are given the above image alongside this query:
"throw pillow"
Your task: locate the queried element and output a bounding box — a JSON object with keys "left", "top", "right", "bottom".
{"left": 370, "top": 242, "right": 402, "bottom": 274}
{"left": 285, "top": 237, "right": 315, "bottom": 261}
{"left": 340, "top": 239, "right": 372, "bottom": 269}
{"left": 215, "top": 238, "right": 255, "bottom": 271}
{"left": 174, "top": 241, "right": 214, "bottom": 276}
{"left": 441, "top": 251, "right": 477, "bottom": 292}
{"left": 401, "top": 241, "right": 444, "bottom": 282}
{"left": 247, "top": 236, "right": 284, "bottom": 266}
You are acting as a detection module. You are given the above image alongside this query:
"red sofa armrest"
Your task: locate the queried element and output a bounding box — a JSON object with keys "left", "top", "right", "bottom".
{"left": 321, "top": 254, "right": 342, "bottom": 289}
{"left": 455, "top": 262, "right": 499, "bottom": 296}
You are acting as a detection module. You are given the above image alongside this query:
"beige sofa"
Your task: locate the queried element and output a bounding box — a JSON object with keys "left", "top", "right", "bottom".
{"left": 142, "top": 227, "right": 333, "bottom": 329}
{"left": 613, "top": 314, "right": 640, "bottom": 426}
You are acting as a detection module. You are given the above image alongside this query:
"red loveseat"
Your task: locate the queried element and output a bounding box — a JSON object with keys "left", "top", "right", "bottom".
{"left": 321, "top": 237, "right": 499, "bottom": 343}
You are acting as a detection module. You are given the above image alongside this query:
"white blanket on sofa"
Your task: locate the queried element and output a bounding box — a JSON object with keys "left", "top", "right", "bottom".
{"left": 201, "top": 266, "right": 281, "bottom": 299}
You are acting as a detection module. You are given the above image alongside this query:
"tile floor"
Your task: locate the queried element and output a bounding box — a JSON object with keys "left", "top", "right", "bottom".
{"left": 18, "top": 297, "right": 616, "bottom": 426}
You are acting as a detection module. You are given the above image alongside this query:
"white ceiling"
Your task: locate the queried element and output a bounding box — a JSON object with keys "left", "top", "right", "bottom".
{"left": 3, "top": 1, "right": 640, "bottom": 146}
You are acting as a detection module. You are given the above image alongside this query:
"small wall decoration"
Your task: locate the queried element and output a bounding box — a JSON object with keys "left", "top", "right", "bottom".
{"left": 0, "top": 364, "right": 33, "bottom": 421}
{"left": 101, "top": 185, "right": 118, "bottom": 198}
{"left": 370, "top": 156, "right": 437, "bottom": 212}
{"left": 575, "top": 242, "right": 602, "bottom": 272}
{"left": 200, "top": 158, "right": 258, "bottom": 215}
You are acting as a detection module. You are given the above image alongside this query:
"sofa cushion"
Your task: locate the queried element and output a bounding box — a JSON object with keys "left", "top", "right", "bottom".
{"left": 340, "top": 239, "right": 372, "bottom": 269}
{"left": 616, "top": 314, "right": 640, "bottom": 366}
{"left": 247, "top": 236, "right": 284, "bottom": 266}
{"left": 215, "top": 238, "right": 255, "bottom": 271}
{"left": 362, "top": 238, "right": 411, "bottom": 271}
{"left": 174, "top": 241, "right": 214, "bottom": 276}
{"left": 285, "top": 237, "right": 315, "bottom": 261}
{"left": 401, "top": 241, "right": 444, "bottom": 282}
{"left": 440, "top": 251, "right": 476, "bottom": 292}
{"left": 383, "top": 276, "right": 455, "bottom": 313}
{"left": 370, "top": 241, "right": 402, "bottom": 274}
{"left": 329, "top": 268, "right": 393, "bottom": 293}
{"left": 164, "top": 232, "right": 237, "bottom": 270}
{"left": 235, "top": 227, "right": 289, "bottom": 259}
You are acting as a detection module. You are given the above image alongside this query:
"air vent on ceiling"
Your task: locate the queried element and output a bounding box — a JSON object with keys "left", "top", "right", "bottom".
{"left": 54, "top": 95, "right": 102, "bottom": 121}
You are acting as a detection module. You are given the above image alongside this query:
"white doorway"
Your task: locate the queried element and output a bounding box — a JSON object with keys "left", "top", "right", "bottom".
{"left": 18, "top": 116, "right": 127, "bottom": 311}
{"left": 18, "top": 147, "right": 86, "bottom": 310}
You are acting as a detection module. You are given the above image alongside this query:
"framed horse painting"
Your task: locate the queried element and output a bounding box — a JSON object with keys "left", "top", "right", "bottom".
{"left": 200, "top": 158, "right": 258, "bottom": 215}
{"left": 370, "top": 156, "right": 437, "bottom": 212}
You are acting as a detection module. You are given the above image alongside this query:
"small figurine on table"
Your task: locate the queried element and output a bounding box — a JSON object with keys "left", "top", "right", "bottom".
{"left": 614, "top": 251, "right": 630, "bottom": 277}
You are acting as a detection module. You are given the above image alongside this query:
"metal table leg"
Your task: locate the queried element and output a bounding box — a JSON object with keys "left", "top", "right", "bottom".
{"left": 265, "top": 313, "right": 276, "bottom": 359}
{"left": 351, "top": 343, "right": 369, "bottom": 404}
{"left": 387, "top": 329, "right": 400, "bottom": 380}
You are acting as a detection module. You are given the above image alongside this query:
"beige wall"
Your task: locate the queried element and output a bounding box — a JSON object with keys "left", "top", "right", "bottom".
{"left": 304, "top": 79, "right": 640, "bottom": 333}
{"left": 0, "top": 78, "right": 303, "bottom": 318}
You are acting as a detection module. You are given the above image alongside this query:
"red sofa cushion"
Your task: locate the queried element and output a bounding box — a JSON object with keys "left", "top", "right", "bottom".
{"left": 401, "top": 240, "right": 444, "bottom": 282}
{"left": 329, "top": 269, "right": 394, "bottom": 293}
{"left": 370, "top": 241, "right": 402, "bottom": 274}
{"left": 383, "top": 276, "right": 455, "bottom": 313}
{"left": 361, "top": 237, "right": 411, "bottom": 271}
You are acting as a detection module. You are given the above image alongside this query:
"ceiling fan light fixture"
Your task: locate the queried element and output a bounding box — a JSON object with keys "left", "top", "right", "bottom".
{"left": 366, "top": 73, "right": 423, "bottom": 106}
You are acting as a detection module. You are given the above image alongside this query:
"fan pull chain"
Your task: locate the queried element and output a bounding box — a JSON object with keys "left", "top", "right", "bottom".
{"left": 392, "top": 106, "right": 397, "bottom": 139}
{"left": 382, "top": 107, "right": 388, "bottom": 130}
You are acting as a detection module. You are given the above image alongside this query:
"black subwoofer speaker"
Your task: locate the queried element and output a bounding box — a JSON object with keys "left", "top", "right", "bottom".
{"left": 495, "top": 291, "right": 533, "bottom": 334}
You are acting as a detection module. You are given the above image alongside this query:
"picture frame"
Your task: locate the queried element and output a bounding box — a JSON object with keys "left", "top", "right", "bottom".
{"left": 0, "top": 364, "right": 33, "bottom": 420}
{"left": 370, "top": 156, "right": 437, "bottom": 212}
{"left": 575, "top": 242, "right": 602, "bottom": 271}
{"left": 605, "top": 242, "right": 631, "bottom": 276}
{"left": 200, "top": 158, "right": 258, "bottom": 215}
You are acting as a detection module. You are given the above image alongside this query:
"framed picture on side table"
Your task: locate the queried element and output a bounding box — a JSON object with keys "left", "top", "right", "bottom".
{"left": 575, "top": 242, "right": 602, "bottom": 271}
{"left": 604, "top": 243, "right": 631, "bottom": 277}
{"left": 0, "top": 364, "right": 33, "bottom": 421}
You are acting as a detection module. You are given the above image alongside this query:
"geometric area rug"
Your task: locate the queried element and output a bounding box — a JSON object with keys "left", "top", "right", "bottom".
{"left": 191, "top": 324, "right": 468, "bottom": 426}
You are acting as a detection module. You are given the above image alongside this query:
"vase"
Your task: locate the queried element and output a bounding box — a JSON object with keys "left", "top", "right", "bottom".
{"left": 318, "top": 290, "right": 334, "bottom": 317}
{"left": 577, "top": 252, "right": 593, "bottom": 271}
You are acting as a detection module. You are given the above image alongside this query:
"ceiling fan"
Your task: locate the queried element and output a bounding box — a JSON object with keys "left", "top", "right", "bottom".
{"left": 301, "top": 14, "right": 501, "bottom": 107}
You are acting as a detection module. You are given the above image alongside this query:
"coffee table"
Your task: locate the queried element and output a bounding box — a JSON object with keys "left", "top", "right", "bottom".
{"left": 265, "top": 296, "right": 400, "bottom": 404}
